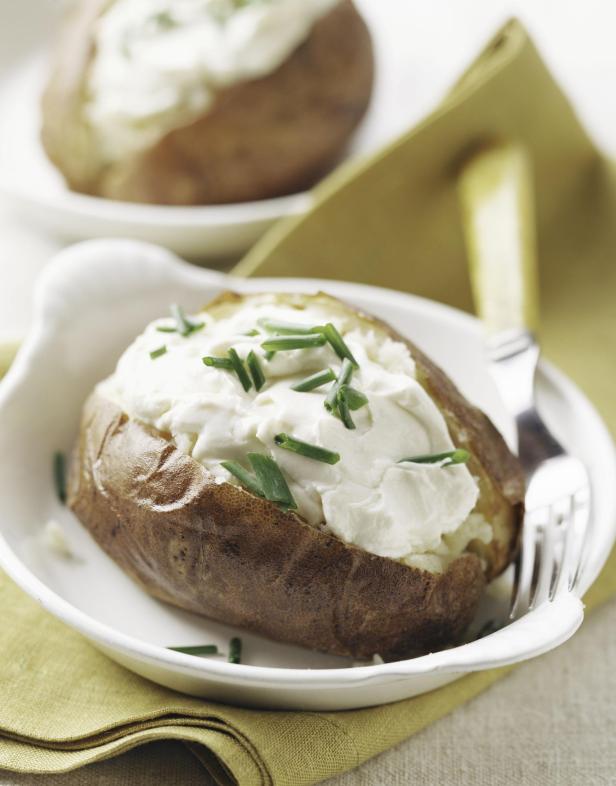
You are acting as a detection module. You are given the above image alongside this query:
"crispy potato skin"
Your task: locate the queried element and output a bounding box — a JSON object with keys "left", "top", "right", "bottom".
{"left": 69, "top": 395, "right": 486, "bottom": 659}
{"left": 67, "top": 292, "right": 524, "bottom": 659}
{"left": 41, "top": 0, "right": 374, "bottom": 205}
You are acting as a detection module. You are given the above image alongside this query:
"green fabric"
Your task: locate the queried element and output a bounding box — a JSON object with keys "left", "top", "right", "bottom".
{"left": 1, "top": 566, "right": 614, "bottom": 785}
{"left": 1, "top": 18, "right": 615, "bottom": 786}
{"left": 235, "top": 19, "right": 616, "bottom": 438}
{"left": 0, "top": 341, "right": 18, "bottom": 380}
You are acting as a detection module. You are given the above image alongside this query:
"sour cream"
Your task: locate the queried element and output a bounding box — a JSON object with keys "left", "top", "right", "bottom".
{"left": 86, "top": 0, "right": 340, "bottom": 161}
{"left": 99, "top": 296, "right": 489, "bottom": 570}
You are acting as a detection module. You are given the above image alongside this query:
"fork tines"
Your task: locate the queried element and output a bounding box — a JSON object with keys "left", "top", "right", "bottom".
{"left": 510, "top": 486, "right": 591, "bottom": 620}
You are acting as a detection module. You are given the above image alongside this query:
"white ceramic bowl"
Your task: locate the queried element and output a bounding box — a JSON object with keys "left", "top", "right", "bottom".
{"left": 0, "top": 239, "right": 614, "bottom": 710}
{"left": 0, "top": 0, "right": 433, "bottom": 260}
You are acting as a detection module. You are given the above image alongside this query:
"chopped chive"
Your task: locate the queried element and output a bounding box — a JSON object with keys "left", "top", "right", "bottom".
{"left": 320, "top": 323, "right": 358, "bottom": 367}
{"left": 150, "top": 345, "right": 167, "bottom": 359}
{"left": 221, "top": 460, "right": 264, "bottom": 498}
{"left": 229, "top": 637, "right": 242, "bottom": 664}
{"left": 291, "top": 368, "right": 336, "bottom": 392}
{"left": 338, "top": 385, "right": 368, "bottom": 411}
{"left": 324, "top": 386, "right": 337, "bottom": 412}
{"left": 202, "top": 355, "right": 234, "bottom": 369}
{"left": 274, "top": 433, "right": 340, "bottom": 465}
{"left": 243, "top": 328, "right": 260, "bottom": 337}
{"left": 264, "top": 350, "right": 276, "bottom": 361}
{"left": 398, "top": 449, "right": 471, "bottom": 466}
{"left": 170, "top": 303, "right": 191, "bottom": 335}
{"left": 261, "top": 334, "right": 327, "bottom": 351}
{"left": 153, "top": 10, "right": 177, "bottom": 29}
{"left": 247, "top": 350, "right": 265, "bottom": 391}
{"left": 53, "top": 451, "right": 66, "bottom": 504}
{"left": 258, "top": 318, "right": 320, "bottom": 335}
{"left": 336, "top": 387, "right": 356, "bottom": 430}
{"left": 325, "top": 358, "right": 354, "bottom": 412}
{"left": 155, "top": 325, "right": 177, "bottom": 333}
{"left": 168, "top": 644, "right": 219, "bottom": 656}
{"left": 170, "top": 303, "right": 204, "bottom": 337}
{"left": 228, "top": 348, "right": 252, "bottom": 392}
{"left": 247, "top": 453, "right": 297, "bottom": 509}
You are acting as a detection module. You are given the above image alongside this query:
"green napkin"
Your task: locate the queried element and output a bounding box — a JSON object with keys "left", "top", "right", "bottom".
{"left": 1, "top": 18, "right": 615, "bottom": 786}
{"left": 0, "top": 341, "right": 18, "bottom": 378}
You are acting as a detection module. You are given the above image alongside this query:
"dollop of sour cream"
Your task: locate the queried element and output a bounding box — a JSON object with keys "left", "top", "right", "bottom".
{"left": 99, "top": 296, "right": 489, "bottom": 571}
{"left": 86, "top": 0, "right": 339, "bottom": 162}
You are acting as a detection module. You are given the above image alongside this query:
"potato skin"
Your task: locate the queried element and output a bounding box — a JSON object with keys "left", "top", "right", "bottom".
{"left": 41, "top": 0, "right": 374, "bottom": 205}
{"left": 68, "top": 394, "right": 486, "bottom": 659}
{"left": 67, "top": 292, "right": 524, "bottom": 659}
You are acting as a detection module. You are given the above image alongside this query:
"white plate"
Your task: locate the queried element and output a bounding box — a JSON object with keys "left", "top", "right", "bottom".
{"left": 0, "top": 0, "right": 437, "bottom": 260}
{"left": 0, "top": 239, "right": 614, "bottom": 710}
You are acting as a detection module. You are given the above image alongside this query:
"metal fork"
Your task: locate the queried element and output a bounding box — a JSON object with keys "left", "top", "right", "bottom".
{"left": 458, "top": 144, "right": 591, "bottom": 622}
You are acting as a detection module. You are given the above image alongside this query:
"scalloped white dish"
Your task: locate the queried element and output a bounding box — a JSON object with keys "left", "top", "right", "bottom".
{"left": 0, "top": 239, "right": 614, "bottom": 710}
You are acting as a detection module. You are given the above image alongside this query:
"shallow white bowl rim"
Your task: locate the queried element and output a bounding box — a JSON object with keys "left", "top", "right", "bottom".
{"left": 0, "top": 239, "right": 614, "bottom": 690}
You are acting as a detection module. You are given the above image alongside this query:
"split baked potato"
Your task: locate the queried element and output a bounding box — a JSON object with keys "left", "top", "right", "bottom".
{"left": 67, "top": 292, "right": 524, "bottom": 660}
{"left": 41, "top": 0, "right": 374, "bottom": 205}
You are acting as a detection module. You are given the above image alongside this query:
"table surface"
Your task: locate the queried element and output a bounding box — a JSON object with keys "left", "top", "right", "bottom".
{"left": 1, "top": 0, "right": 615, "bottom": 783}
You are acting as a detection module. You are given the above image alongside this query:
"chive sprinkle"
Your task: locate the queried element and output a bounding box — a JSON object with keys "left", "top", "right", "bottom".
{"left": 155, "top": 325, "right": 177, "bottom": 333}
{"left": 247, "top": 350, "right": 266, "bottom": 391}
{"left": 325, "top": 358, "right": 354, "bottom": 412}
{"left": 258, "top": 318, "right": 320, "bottom": 336}
{"left": 338, "top": 385, "right": 368, "bottom": 411}
{"left": 221, "top": 460, "right": 265, "bottom": 498}
{"left": 244, "top": 328, "right": 260, "bottom": 336}
{"left": 150, "top": 345, "right": 167, "bottom": 359}
{"left": 153, "top": 10, "right": 177, "bottom": 29}
{"left": 170, "top": 303, "right": 204, "bottom": 337}
{"left": 222, "top": 454, "right": 297, "bottom": 510}
{"left": 168, "top": 644, "right": 219, "bottom": 656}
{"left": 320, "top": 323, "right": 358, "bottom": 367}
{"left": 336, "top": 387, "right": 356, "bottom": 430}
{"left": 203, "top": 355, "right": 234, "bottom": 369}
{"left": 261, "top": 333, "right": 327, "bottom": 352}
{"left": 247, "top": 453, "right": 297, "bottom": 509}
{"left": 398, "top": 449, "right": 471, "bottom": 466}
{"left": 229, "top": 637, "right": 242, "bottom": 664}
{"left": 53, "top": 451, "right": 66, "bottom": 504}
{"left": 264, "top": 350, "right": 276, "bottom": 361}
{"left": 291, "top": 368, "right": 336, "bottom": 392}
{"left": 228, "top": 348, "right": 252, "bottom": 392}
{"left": 274, "top": 433, "right": 340, "bottom": 465}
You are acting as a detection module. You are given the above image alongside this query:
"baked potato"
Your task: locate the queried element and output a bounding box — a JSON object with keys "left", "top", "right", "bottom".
{"left": 41, "top": 0, "right": 374, "bottom": 205}
{"left": 67, "top": 292, "right": 524, "bottom": 660}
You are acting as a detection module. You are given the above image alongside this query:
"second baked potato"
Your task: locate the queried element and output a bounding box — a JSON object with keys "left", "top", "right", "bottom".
{"left": 41, "top": 0, "right": 374, "bottom": 205}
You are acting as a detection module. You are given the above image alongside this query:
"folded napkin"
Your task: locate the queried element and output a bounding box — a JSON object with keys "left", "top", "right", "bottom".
{"left": 1, "top": 18, "right": 615, "bottom": 786}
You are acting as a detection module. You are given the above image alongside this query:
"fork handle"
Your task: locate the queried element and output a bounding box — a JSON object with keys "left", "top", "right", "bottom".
{"left": 457, "top": 143, "right": 540, "bottom": 337}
